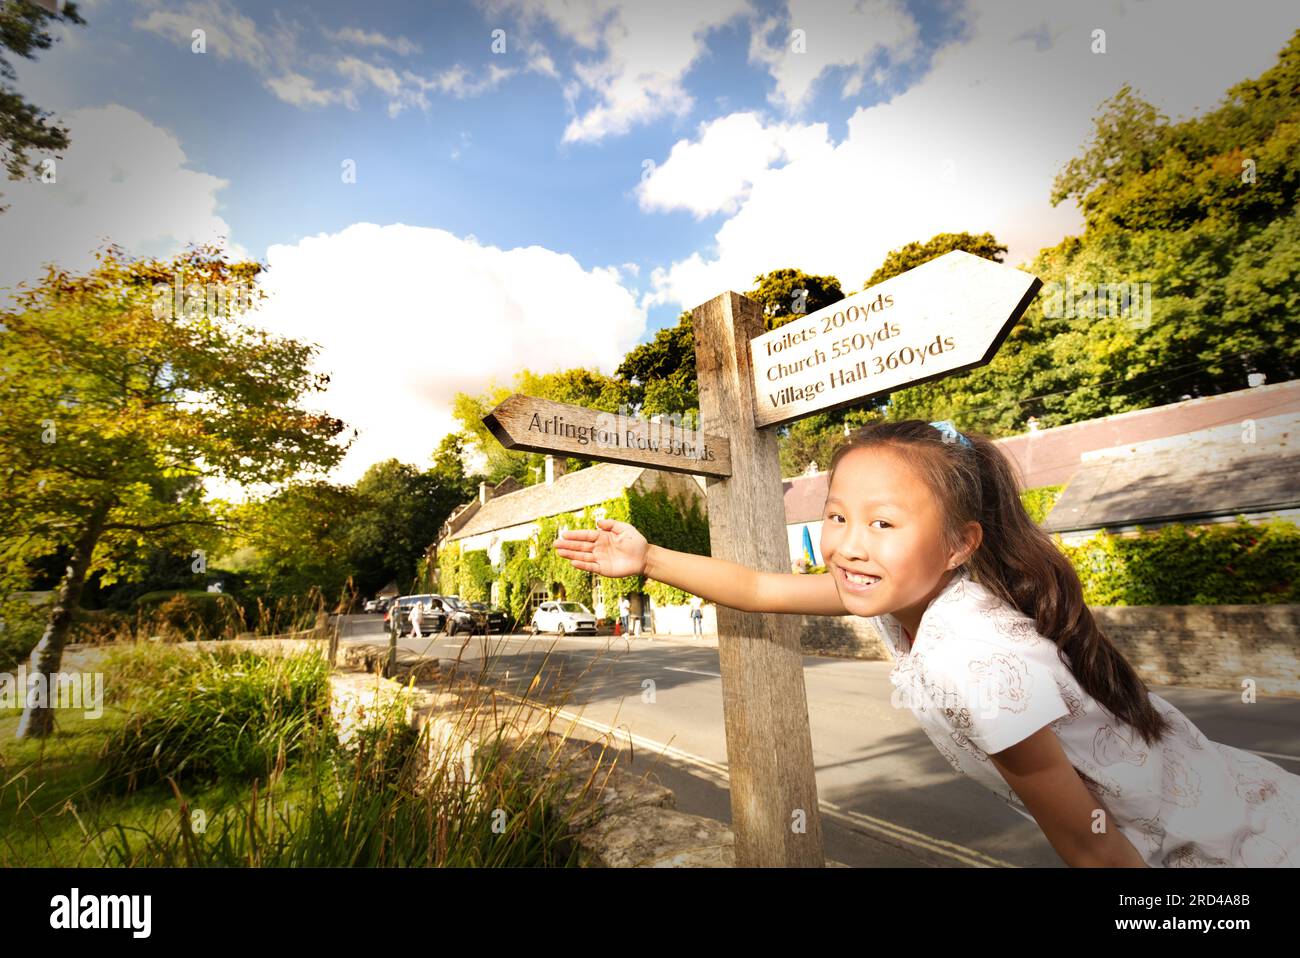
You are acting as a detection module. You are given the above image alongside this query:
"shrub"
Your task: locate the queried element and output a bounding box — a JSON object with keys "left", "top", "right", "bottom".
{"left": 1057, "top": 517, "right": 1299, "bottom": 605}
{"left": 135, "top": 590, "right": 243, "bottom": 640}
{"left": 97, "top": 645, "right": 332, "bottom": 793}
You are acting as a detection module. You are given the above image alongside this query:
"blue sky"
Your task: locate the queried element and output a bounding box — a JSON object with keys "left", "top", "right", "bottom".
{"left": 3, "top": 0, "right": 1296, "bottom": 488}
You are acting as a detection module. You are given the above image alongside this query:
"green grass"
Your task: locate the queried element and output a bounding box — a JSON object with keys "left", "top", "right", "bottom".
{"left": 1, "top": 640, "right": 609, "bottom": 867}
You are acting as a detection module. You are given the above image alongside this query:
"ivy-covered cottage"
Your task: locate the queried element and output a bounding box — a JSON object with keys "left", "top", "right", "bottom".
{"left": 434, "top": 455, "right": 710, "bottom": 631}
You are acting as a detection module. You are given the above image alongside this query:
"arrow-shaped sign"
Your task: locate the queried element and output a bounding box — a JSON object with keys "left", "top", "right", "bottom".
{"left": 749, "top": 250, "right": 1042, "bottom": 428}
{"left": 482, "top": 394, "right": 732, "bottom": 478}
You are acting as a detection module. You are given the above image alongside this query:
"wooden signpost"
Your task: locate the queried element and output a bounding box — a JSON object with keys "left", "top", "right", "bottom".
{"left": 482, "top": 250, "right": 1042, "bottom": 867}
{"left": 483, "top": 393, "right": 733, "bottom": 478}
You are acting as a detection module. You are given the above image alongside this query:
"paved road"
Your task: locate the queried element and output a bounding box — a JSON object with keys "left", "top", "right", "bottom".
{"left": 336, "top": 613, "right": 1300, "bottom": 867}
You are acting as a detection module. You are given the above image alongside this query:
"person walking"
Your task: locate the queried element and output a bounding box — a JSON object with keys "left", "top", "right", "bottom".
{"left": 690, "top": 594, "right": 704, "bottom": 637}
{"left": 408, "top": 599, "right": 424, "bottom": 639}
{"left": 618, "top": 595, "right": 630, "bottom": 636}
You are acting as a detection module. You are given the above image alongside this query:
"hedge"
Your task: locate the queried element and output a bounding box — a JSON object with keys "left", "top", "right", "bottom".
{"left": 1056, "top": 517, "right": 1298, "bottom": 605}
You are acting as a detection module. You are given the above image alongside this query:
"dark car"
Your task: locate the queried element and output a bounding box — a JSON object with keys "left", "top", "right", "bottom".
{"left": 384, "top": 594, "right": 448, "bottom": 637}
{"left": 442, "top": 597, "right": 510, "bottom": 635}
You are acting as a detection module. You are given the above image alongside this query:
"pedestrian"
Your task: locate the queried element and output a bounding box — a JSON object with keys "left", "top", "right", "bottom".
{"left": 408, "top": 599, "right": 424, "bottom": 639}
{"left": 618, "top": 595, "right": 630, "bottom": 636}
{"left": 690, "top": 594, "right": 704, "bottom": 636}
{"left": 553, "top": 419, "right": 1300, "bottom": 867}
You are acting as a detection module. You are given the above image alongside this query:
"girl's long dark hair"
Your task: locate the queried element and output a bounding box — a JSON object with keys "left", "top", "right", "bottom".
{"left": 829, "top": 419, "right": 1171, "bottom": 746}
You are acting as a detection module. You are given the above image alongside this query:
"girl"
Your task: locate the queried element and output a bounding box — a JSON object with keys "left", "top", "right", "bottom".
{"left": 553, "top": 419, "right": 1300, "bottom": 868}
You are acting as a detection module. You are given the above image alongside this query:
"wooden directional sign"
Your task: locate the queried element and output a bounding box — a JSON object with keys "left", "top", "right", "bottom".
{"left": 749, "top": 250, "right": 1042, "bottom": 428}
{"left": 482, "top": 394, "right": 732, "bottom": 478}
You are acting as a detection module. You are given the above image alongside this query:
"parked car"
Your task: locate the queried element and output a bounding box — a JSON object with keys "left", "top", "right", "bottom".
{"left": 385, "top": 594, "right": 448, "bottom": 636}
{"left": 531, "top": 600, "right": 598, "bottom": 636}
{"left": 443, "top": 597, "right": 511, "bottom": 635}
{"left": 363, "top": 598, "right": 379, "bottom": 613}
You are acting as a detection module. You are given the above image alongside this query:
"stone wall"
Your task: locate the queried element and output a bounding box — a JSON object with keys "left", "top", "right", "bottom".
{"left": 1090, "top": 603, "right": 1300, "bottom": 697}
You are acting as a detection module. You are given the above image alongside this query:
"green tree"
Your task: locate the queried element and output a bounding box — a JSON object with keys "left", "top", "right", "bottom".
{"left": 615, "top": 311, "right": 699, "bottom": 421}
{"left": 778, "top": 407, "right": 881, "bottom": 478}
{"left": 0, "top": 243, "right": 350, "bottom": 738}
{"left": 864, "top": 231, "right": 1008, "bottom": 287}
{"left": 747, "top": 268, "right": 844, "bottom": 331}
{"left": 0, "top": 0, "right": 86, "bottom": 212}
{"left": 227, "top": 480, "right": 360, "bottom": 602}
{"left": 431, "top": 431, "right": 479, "bottom": 496}
{"left": 344, "top": 459, "right": 467, "bottom": 596}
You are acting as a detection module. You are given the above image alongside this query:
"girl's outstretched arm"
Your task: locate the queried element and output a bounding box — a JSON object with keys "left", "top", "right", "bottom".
{"left": 553, "top": 518, "right": 850, "bottom": 616}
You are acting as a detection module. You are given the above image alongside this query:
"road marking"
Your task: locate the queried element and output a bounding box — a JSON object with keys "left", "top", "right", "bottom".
{"left": 486, "top": 686, "right": 1016, "bottom": 868}
{"left": 1250, "top": 749, "right": 1300, "bottom": 764}
{"left": 664, "top": 666, "right": 722, "bottom": 678}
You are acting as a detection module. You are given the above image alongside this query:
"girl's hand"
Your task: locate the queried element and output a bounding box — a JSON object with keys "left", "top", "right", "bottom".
{"left": 554, "top": 518, "right": 648, "bottom": 578}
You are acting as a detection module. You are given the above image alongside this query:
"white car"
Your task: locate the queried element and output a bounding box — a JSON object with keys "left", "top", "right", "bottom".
{"left": 531, "top": 601, "right": 598, "bottom": 635}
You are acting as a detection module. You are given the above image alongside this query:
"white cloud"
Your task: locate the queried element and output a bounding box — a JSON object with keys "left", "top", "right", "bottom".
{"left": 132, "top": 0, "right": 510, "bottom": 117}
{"left": 638, "top": 112, "right": 827, "bottom": 217}
{"left": 749, "top": 0, "right": 922, "bottom": 112}
{"left": 243, "top": 223, "right": 647, "bottom": 488}
{"left": 267, "top": 71, "right": 357, "bottom": 109}
{"left": 0, "top": 105, "right": 243, "bottom": 308}
{"left": 644, "top": 0, "right": 1300, "bottom": 311}
{"left": 482, "top": 0, "right": 753, "bottom": 143}
{"left": 324, "top": 25, "right": 421, "bottom": 56}
{"left": 394, "top": 62, "right": 518, "bottom": 115}
{"left": 133, "top": 0, "right": 275, "bottom": 73}
{"left": 335, "top": 56, "right": 403, "bottom": 96}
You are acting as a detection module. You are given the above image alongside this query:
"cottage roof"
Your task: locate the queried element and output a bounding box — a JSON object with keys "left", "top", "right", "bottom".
{"left": 1041, "top": 413, "right": 1299, "bottom": 533}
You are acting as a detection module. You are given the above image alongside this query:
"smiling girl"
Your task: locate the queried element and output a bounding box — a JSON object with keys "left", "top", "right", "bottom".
{"left": 553, "top": 418, "right": 1300, "bottom": 868}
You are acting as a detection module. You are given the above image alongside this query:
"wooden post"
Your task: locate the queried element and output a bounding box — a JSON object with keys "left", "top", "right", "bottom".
{"left": 692, "top": 290, "right": 825, "bottom": 867}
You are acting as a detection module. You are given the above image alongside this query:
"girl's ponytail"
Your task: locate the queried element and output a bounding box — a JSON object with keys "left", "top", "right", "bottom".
{"left": 964, "top": 433, "right": 1170, "bottom": 745}
{"left": 830, "top": 420, "right": 1171, "bottom": 746}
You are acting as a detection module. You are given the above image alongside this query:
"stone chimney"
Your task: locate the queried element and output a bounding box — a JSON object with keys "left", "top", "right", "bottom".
{"left": 479, "top": 480, "right": 492, "bottom": 505}
{"left": 545, "top": 454, "right": 566, "bottom": 484}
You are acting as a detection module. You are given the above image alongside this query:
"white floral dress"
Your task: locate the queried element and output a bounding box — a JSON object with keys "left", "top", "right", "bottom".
{"left": 874, "top": 567, "right": 1300, "bottom": 867}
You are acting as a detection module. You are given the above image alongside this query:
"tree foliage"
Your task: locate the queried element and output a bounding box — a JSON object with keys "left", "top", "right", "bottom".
{"left": 0, "top": 0, "right": 86, "bottom": 211}
{"left": 863, "top": 231, "right": 1007, "bottom": 288}
{"left": 0, "top": 243, "right": 350, "bottom": 736}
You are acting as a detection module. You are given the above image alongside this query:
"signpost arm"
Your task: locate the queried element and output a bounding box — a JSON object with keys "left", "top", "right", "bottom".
{"left": 692, "top": 291, "right": 826, "bottom": 867}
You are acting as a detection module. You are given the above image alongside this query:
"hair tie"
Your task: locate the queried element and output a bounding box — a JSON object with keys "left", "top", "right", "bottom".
{"left": 929, "top": 420, "right": 972, "bottom": 448}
